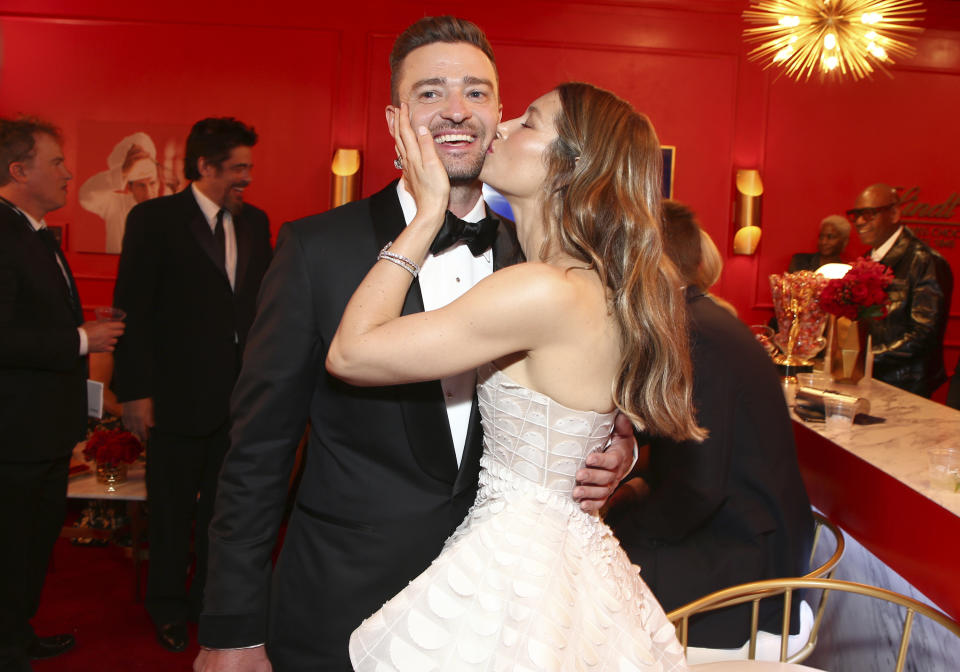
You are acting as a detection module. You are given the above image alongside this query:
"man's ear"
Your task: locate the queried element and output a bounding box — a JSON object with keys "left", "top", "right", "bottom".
{"left": 197, "top": 157, "right": 215, "bottom": 180}
{"left": 385, "top": 105, "right": 398, "bottom": 137}
{"left": 7, "top": 161, "right": 27, "bottom": 184}
{"left": 891, "top": 205, "right": 902, "bottom": 225}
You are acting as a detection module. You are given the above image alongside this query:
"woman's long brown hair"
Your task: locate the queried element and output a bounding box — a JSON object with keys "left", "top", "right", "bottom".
{"left": 542, "top": 82, "right": 704, "bottom": 441}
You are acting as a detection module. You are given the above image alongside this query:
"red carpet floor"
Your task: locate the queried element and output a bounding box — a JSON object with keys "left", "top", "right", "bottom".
{"left": 30, "top": 537, "right": 199, "bottom": 671}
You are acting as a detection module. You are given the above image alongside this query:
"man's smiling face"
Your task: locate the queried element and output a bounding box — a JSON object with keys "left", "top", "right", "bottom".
{"left": 387, "top": 42, "right": 501, "bottom": 185}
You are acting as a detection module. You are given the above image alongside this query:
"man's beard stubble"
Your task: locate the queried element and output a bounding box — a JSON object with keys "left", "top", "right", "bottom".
{"left": 445, "top": 153, "right": 486, "bottom": 187}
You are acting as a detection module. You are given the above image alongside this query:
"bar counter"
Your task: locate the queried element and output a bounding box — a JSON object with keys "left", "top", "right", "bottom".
{"left": 791, "top": 374, "right": 960, "bottom": 620}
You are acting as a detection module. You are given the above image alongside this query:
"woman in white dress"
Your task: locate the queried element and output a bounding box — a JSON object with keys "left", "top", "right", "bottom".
{"left": 327, "top": 82, "right": 704, "bottom": 671}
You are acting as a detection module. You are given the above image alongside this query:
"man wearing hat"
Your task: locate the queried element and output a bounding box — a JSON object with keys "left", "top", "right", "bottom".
{"left": 79, "top": 132, "right": 162, "bottom": 253}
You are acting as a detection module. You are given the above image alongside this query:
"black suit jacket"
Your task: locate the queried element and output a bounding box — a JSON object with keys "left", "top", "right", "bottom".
{"left": 869, "top": 227, "right": 953, "bottom": 397}
{"left": 112, "top": 188, "right": 271, "bottom": 435}
{"left": 0, "top": 202, "right": 86, "bottom": 461}
{"left": 200, "top": 182, "right": 522, "bottom": 669}
{"left": 608, "top": 289, "right": 815, "bottom": 648}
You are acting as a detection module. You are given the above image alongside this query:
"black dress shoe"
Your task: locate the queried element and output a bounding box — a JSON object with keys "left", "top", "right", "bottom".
{"left": 26, "top": 633, "right": 76, "bottom": 660}
{"left": 156, "top": 622, "right": 188, "bottom": 652}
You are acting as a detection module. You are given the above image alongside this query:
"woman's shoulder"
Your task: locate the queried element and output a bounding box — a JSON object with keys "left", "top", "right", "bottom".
{"left": 487, "top": 262, "right": 580, "bottom": 302}
{"left": 475, "top": 263, "right": 595, "bottom": 333}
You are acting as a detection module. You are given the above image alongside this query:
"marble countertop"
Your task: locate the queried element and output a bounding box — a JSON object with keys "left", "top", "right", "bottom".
{"left": 790, "top": 372, "right": 960, "bottom": 517}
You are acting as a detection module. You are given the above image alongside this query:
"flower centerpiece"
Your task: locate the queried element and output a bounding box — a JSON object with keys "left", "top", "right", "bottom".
{"left": 82, "top": 428, "right": 143, "bottom": 490}
{"left": 818, "top": 258, "right": 893, "bottom": 384}
{"left": 819, "top": 258, "right": 894, "bottom": 321}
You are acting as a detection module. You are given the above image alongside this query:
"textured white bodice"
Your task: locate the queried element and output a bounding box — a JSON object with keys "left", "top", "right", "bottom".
{"left": 349, "top": 364, "right": 689, "bottom": 672}
{"left": 477, "top": 363, "right": 617, "bottom": 497}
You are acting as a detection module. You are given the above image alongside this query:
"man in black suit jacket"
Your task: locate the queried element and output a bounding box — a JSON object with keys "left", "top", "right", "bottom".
{"left": 848, "top": 183, "right": 953, "bottom": 397}
{"left": 607, "top": 200, "right": 815, "bottom": 652}
{"left": 113, "top": 118, "right": 271, "bottom": 653}
{"left": 0, "top": 118, "right": 124, "bottom": 672}
{"left": 196, "top": 17, "right": 633, "bottom": 672}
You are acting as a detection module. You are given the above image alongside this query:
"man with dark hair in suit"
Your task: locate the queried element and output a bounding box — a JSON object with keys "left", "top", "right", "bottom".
{"left": 195, "top": 16, "right": 634, "bottom": 672}
{"left": 0, "top": 117, "right": 124, "bottom": 671}
{"left": 606, "top": 200, "right": 815, "bottom": 661}
{"left": 113, "top": 117, "right": 272, "bottom": 653}
{"left": 847, "top": 182, "right": 953, "bottom": 397}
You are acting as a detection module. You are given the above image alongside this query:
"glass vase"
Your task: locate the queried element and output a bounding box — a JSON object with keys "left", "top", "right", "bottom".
{"left": 95, "top": 460, "right": 128, "bottom": 492}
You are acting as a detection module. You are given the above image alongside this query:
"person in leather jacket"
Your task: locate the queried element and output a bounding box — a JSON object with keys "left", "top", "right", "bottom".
{"left": 848, "top": 183, "right": 953, "bottom": 397}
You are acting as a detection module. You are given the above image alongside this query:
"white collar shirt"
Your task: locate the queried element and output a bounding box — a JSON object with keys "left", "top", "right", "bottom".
{"left": 871, "top": 226, "right": 903, "bottom": 263}
{"left": 396, "top": 179, "right": 494, "bottom": 466}
{"left": 191, "top": 182, "right": 237, "bottom": 290}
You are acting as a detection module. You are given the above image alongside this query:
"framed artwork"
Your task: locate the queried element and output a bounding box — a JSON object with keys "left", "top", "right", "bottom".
{"left": 74, "top": 120, "right": 188, "bottom": 255}
{"left": 661, "top": 145, "right": 676, "bottom": 199}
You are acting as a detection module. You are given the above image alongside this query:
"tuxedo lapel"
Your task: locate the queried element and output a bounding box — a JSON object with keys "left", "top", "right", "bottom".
{"left": 369, "top": 182, "right": 458, "bottom": 484}
{"left": 56, "top": 246, "right": 84, "bottom": 325}
{"left": 1, "top": 201, "right": 82, "bottom": 324}
{"left": 32, "top": 231, "right": 80, "bottom": 324}
{"left": 184, "top": 189, "right": 232, "bottom": 289}
{"left": 487, "top": 206, "right": 523, "bottom": 272}
{"left": 453, "top": 391, "right": 483, "bottom": 495}
{"left": 369, "top": 180, "right": 425, "bottom": 314}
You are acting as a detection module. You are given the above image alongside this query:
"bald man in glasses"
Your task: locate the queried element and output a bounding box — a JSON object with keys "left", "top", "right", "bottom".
{"left": 847, "top": 183, "right": 953, "bottom": 397}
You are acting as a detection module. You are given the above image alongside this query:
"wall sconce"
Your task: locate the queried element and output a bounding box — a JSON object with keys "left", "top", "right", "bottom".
{"left": 331, "top": 148, "right": 361, "bottom": 208}
{"left": 732, "top": 168, "right": 763, "bottom": 255}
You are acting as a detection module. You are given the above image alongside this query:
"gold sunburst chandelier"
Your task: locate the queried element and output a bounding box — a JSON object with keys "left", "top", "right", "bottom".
{"left": 743, "top": 1, "right": 925, "bottom": 81}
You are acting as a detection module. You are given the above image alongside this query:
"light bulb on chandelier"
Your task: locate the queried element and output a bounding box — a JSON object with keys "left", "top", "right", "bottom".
{"left": 742, "top": 0, "right": 925, "bottom": 81}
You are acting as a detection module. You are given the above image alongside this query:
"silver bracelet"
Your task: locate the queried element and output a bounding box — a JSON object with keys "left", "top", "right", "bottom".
{"left": 378, "top": 242, "right": 420, "bottom": 278}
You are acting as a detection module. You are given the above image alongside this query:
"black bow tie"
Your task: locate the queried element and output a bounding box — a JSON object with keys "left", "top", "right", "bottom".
{"left": 37, "top": 227, "right": 61, "bottom": 251}
{"left": 430, "top": 211, "right": 498, "bottom": 256}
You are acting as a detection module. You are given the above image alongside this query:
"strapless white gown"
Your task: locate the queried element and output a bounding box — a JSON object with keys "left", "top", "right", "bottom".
{"left": 349, "top": 364, "right": 689, "bottom": 671}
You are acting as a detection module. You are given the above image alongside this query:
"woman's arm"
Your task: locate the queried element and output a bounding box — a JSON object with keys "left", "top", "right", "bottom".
{"left": 327, "top": 104, "right": 559, "bottom": 386}
{"left": 327, "top": 261, "right": 559, "bottom": 386}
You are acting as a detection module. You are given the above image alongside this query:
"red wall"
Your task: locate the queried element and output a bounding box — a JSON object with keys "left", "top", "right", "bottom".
{"left": 3, "top": 0, "right": 959, "bottom": 391}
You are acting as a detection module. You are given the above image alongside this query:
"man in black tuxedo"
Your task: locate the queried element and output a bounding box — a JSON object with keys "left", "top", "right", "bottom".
{"left": 113, "top": 118, "right": 272, "bottom": 653}
{"left": 607, "top": 200, "right": 815, "bottom": 654}
{"left": 196, "top": 16, "right": 633, "bottom": 672}
{"left": 0, "top": 118, "right": 124, "bottom": 672}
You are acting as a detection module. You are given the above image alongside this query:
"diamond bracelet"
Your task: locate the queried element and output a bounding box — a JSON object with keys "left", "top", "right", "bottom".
{"left": 377, "top": 242, "right": 420, "bottom": 278}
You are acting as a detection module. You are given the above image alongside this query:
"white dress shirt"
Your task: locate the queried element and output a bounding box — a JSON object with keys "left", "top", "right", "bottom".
{"left": 396, "top": 180, "right": 493, "bottom": 466}
{"left": 870, "top": 225, "right": 903, "bottom": 262}
{"left": 191, "top": 183, "right": 238, "bottom": 290}
{"left": 19, "top": 208, "right": 89, "bottom": 355}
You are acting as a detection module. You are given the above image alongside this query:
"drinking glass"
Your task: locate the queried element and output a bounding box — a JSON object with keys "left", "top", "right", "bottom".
{"left": 824, "top": 397, "right": 856, "bottom": 431}
{"left": 750, "top": 324, "right": 777, "bottom": 357}
{"left": 95, "top": 306, "right": 126, "bottom": 322}
{"left": 928, "top": 448, "right": 960, "bottom": 493}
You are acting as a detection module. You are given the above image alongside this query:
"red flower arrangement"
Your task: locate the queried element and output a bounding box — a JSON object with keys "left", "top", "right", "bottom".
{"left": 82, "top": 428, "right": 143, "bottom": 467}
{"left": 819, "top": 258, "right": 894, "bottom": 321}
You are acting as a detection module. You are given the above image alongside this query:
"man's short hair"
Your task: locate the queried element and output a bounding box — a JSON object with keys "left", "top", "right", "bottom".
{"left": 389, "top": 16, "right": 498, "bottom": 106}
{"left": 0, "top": 117, "right": 62, "bottom": 187}
{"left": 661, "top": 199, "right": 703, "bottom": 287}
{"left": 183, "top": 117, "right": 258, "bottom": 182}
